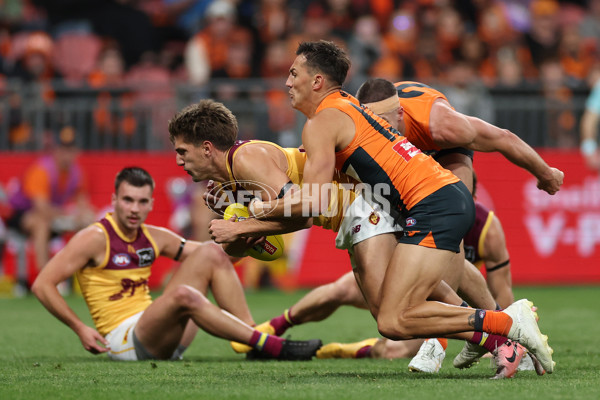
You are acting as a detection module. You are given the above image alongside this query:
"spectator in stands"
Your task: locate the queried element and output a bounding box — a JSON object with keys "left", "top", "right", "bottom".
{"left": 580, "top": 63, "right": 600, "bottom": 170}
{"left": 442, "top": 60, "right": 496, "bottom": 124}
{"left": 579, "top": 0, "right": 600, "bottom": 55}
{"left": 6, "top": 125, "right": 95, "bottom": 289}
{"left": 184, "top": 0, "right": 250, "bottom": 86}
{"left": 525, "top": 0, "right": 561, "bottom": 70}
{"left": 539, "top": 58, "right": 578, "bottom": 148}
{"left": 11, "top": 31, "right": 58, "bottom": 101}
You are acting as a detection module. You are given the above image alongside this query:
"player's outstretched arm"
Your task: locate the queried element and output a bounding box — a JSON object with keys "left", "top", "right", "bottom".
{"left": 430, "top": 101, "right": 563, "bottom": 194}
{"left": 465, "top": 115, "right": 563, "bottom": 195}
{"left": 31, "top": 225, "right": 110, "bottom": 354}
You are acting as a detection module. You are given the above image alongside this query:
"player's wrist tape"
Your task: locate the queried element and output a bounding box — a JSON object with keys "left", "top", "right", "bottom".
{"left": 581, "top": 139, "right": 597, "bottom": 156}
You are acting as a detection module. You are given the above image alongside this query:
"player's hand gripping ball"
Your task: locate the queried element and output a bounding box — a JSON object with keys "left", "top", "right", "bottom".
{"left": 223, "top": 203, "right": 284, "bottom": 261}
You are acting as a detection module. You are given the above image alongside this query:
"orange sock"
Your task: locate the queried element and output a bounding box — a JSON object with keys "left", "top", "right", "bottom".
{"left": 482, "top": 311, "right": 513, "bottom": 337}
{"left": 436, "top": 338, "right": 448, "bottom": 350}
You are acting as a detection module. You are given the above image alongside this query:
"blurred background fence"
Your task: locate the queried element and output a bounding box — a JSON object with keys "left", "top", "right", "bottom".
{"left": 0, "top": 79, "right": 592, "bottom": 151}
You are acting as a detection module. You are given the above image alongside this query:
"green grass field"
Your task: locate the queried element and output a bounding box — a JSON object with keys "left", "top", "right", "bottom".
{"left": 1, "top": 286, "right": 599, "bottom": 400}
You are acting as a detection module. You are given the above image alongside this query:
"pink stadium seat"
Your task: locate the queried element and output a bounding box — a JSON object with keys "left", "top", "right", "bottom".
{"left": 125, "top": 64, "right": 173, "bottom": 103}
{"left": 53, "top": 33, "right": 102, "bottom": 84}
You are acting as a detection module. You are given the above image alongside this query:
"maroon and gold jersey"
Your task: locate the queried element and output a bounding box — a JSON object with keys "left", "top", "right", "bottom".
{"left": 76, "top": 212, "right": 159, "bottom": 336}
{"left": 463, "top": 202, "right": 494, "bottom": 266}
{"left": 224, "top": 140, "right": 357, "bottom": 232}
{"left": 318, "top": 91, "right": 458, "bottom": 213}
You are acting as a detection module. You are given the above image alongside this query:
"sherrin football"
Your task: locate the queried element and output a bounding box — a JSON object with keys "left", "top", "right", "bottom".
{"left": 223, "top": 203, "right": 285, "bottom": 261}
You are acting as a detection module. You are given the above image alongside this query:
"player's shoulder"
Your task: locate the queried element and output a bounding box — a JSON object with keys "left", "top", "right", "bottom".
{"left": 235, "top": 141, "right": 276, "bottom": 158}
{"left": 144, "top": 224, "right": 183, "bottom": 245}
{"left": 234, "top": 143, "right": 283, "bottom": 174}
{"left": 66, "top": 223, "right": 107, "bottom": 253}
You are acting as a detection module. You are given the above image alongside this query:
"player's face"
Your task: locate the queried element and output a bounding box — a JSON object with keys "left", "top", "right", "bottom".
{"left": 286, "top": 55, "right": 314, "bottom": 111}
{"left": 173, "top": 137, "right": 211, "bottom": 182}
{"left": 375, "top": 105, "right": 405, "bottom": 133}
{"left": 111, "top": 182, "right": 154, "bottom": 233}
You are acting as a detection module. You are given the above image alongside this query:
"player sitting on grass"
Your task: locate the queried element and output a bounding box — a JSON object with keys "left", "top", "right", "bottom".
{"left": 32, "top": 166, "right": 322, "bottom": 361}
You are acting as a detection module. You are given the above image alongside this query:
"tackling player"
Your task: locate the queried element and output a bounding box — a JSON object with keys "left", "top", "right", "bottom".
{"left": 231, "top": 40, "right": 554, "bottom": 375}
{"left": 169, "top": 99, "right": 540, "bottom": 378}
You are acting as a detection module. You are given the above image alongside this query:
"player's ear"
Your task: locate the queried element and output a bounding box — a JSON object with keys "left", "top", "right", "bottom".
{"left": 313, "top": 74, "right": 324, "bottom": 90}
{"left": 202, "top": 140, "right": 212, "bottom": 156}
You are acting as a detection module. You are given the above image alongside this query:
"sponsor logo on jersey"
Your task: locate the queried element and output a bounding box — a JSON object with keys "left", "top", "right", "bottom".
{"left": 352, "top": 225, "right": 361, "bottom": 234}
{"left": 112, "top": 253, "right": 131, "bottom": 267}
{"left": 406, "top": 217, "right": 417, "bottom": 227}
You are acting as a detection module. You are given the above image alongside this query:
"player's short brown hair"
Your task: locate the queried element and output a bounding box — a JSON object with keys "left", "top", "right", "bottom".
{"left": 168, "top": 99, "right": 238, "bottom": 151}
{"left": 296, "top": 41, "right": 351, "bottom": 86}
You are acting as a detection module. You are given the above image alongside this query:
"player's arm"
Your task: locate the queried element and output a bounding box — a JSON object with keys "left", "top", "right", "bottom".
{"left": 146, "top": 225, "right": 203, "bottom": 263}
{"left": 481, "top": 214, "right": 514, "bottom": 309}
{"left": 147, "top": 225, "right": 246, "bottom": 265}
{"left": 209, "top": 144, "right": 314, "bottom": 242}
{"left": 210, "top": 214, "right": 312, "bottom": 243}
{"left": 430, "top": 100, "right": 564, "bottom": 195}
{"left": 31, "top": 225, "right": 110, "bottom": 354}
{"left": 251, "top": 109, "right": 339, "bottom": 219}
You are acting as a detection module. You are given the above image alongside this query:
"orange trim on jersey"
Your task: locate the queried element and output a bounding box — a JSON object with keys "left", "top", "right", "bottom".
{"left": 418, "top": 231, "right": 437, "bottom": 249}
{"left": 478, "top": 210, "right": 495, "bottom": 259}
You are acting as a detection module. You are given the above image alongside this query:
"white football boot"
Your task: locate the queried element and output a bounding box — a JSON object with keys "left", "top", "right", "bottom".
{"left": 408, "top": 339, "right": 446, "bottom": 373}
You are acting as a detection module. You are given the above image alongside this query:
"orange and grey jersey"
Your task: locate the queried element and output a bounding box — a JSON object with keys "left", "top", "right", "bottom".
{"left": 321, "top": 91, "right": 459, "bottom": 214}
{"left": 394, "top": 81, "right": 450, "bottom": 153}
{"left": 463, "top": 202, "right": 494, "bottom": 267}
{"left": 224, "top": 140, "right": 357, "bottom": 232}
{"left": 76, "top": 212, "right": 159, "bottom": 336}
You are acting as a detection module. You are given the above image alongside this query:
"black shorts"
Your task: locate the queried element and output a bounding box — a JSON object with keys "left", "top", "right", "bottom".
{"left": 431, "top": 147, "right": 474, "bottom": 161}
{"left": 398, "top": 181, "right": 475, "bottom": 253}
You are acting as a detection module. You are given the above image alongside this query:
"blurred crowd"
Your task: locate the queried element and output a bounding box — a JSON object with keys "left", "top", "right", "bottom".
{"left": 0, "top": 0, "right": 599, "bottom": 149}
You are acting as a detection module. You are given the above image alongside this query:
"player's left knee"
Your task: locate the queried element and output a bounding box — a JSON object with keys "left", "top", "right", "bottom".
{"left": 170, "top": 284, "right": 209, "bottom": 311}
{"left": 376, "top": 314, "right": 411, "bottom": 340}
{"left": 191, "top": 242, "right": 231, "bottom": 269}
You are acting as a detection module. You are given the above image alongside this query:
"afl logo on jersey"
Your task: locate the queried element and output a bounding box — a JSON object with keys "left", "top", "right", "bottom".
{"left": 405, "top": 217, "right": 417, "bottom": 227}
{"left": 112, "top": 253, "right": 131, "bottom": 267}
